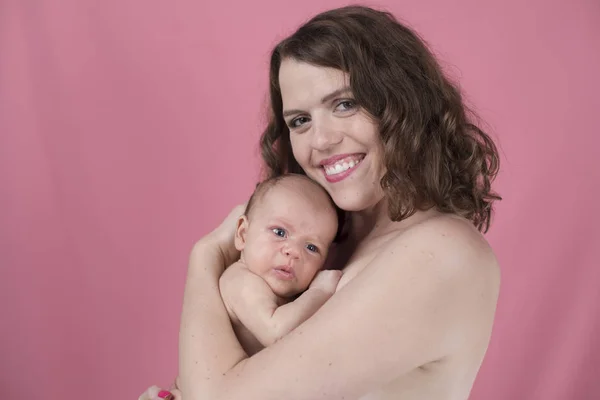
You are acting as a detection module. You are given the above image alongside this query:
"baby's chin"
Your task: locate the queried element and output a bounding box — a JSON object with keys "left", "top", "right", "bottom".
{"left": 270, "top": 285, "right": 305, "bottom": 300}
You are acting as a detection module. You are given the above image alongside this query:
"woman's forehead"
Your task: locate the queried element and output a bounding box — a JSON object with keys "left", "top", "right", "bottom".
{"left": 279, "top": 59, "right": 349, "bottom": 108}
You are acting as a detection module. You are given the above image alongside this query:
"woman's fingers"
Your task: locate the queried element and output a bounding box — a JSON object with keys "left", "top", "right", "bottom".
{"left": 138, "top": 385, "right": 160, "bottom": 400}
{"left": 170, "top": 376, "right": 181, "bottom": 391}
{"left": 138, "top": 386, "right": 177, "bottom": 400}
{"left": 157, "top": 389, "right": 176, "bottom": 400}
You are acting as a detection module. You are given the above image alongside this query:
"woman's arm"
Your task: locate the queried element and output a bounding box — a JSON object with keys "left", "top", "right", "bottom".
{"left": 177, "top": 204, "right": 247, "bottom": 397}
{"left": 177, "top": 235, "right": 247, "bottom": 398}
{"left": 179, "top": 216, "right": 499, "bottom": 400}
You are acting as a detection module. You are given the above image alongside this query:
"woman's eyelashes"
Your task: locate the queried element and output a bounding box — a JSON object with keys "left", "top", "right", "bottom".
{"left": 288, "top": 116, "right": 310, "bottom": 129}
{"left": 285, "top": 98, "right": 357, "bottom": 129}
{"left": 335, "top": 99, "right": 356, "bottom": 112}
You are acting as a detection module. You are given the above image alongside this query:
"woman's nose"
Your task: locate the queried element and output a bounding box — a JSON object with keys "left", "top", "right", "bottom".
{"left": 311, "top": 118, "right": 343, "bottom": 151}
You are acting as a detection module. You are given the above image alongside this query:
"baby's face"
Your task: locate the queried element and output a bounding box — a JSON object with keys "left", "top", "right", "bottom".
{"left": 237, "top": 179, "right": 338, "bottom": 298}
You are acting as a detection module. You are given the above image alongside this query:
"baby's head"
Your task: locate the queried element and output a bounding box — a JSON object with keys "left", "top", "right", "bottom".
{"left": 234, "top": 174, "right": 339, "bottom": 298}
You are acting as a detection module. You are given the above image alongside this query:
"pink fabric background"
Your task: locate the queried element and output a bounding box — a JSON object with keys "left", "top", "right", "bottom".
{"left": 1, "top": 0, "right": 598, "bottom": 399}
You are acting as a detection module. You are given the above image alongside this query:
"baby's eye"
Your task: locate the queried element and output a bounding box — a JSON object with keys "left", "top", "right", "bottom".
{"left": 306, "top": 244, "right": 319, "bottom": 253}
{"left": 272, "top": 228, "right": 287, "bottom": 237}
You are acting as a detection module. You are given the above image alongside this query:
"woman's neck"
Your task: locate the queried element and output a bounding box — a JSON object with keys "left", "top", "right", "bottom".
{"left": 349, "top": 198, "right": 439, "bottom": 243}
{"left": 349, "top": 198, "right": 393, "bottom": 243}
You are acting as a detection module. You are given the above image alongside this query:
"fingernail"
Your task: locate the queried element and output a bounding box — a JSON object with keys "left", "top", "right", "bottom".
{"left": 158, "top": 390, "right": 174, "bottom": 400}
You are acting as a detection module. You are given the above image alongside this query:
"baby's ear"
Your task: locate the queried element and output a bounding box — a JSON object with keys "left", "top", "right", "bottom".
{"left": 234, "top": 215, "right": 249, "bottom": 251}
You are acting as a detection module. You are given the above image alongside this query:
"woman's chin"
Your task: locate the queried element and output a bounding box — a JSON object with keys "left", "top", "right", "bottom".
{"left": 330, "top": 192, "right": 385, "bottom": 213}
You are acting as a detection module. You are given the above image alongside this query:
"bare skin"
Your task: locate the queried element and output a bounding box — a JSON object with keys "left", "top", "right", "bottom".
{"left": 140, "top": 58, "right": 500, "bottom": 400}
{"left": 171, "top": 202, "right": 499, "bottom": 400}
{"left": 221, "top": 263, "right": 341, "bottom": 355}
{"left": 221, "top": 176, "right": 341, "bottom": 355}
{"left": 328, "top": 209, "right": 499, "bottom": 400}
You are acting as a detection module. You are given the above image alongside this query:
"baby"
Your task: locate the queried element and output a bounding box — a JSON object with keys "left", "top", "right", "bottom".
{"left": 219, "top": 174, "right": 343, "bottom": 355}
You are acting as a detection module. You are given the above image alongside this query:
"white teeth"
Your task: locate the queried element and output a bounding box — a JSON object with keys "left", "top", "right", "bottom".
{"left": 324, "top": 157, "right": 362, "bottom": 176}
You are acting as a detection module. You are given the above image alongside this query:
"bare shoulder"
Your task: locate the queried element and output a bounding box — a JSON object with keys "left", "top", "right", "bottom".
{"left": 378, "top": 213, "right": 501, "bottom": 334}
{"left": 219, "top": 261, "right": 249, "bottom": 290}
{"left": 206, "top": 215, "right": 500, "bottom": 399}
{"left": 221, "top": 262, "right": 271, "bottom": 295}
{"left": 220, "top": 262, "right": 274, "bottom": 316}
{"left": 391, "top": 213, "right": 500, "bottom": 280}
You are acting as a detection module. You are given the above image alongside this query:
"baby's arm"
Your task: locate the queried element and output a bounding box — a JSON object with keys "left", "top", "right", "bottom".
{"left": 220, "top": 263, "right": 341, "bottom": 347}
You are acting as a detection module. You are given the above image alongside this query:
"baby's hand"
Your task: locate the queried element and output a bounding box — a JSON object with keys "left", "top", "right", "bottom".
{"left": 309, "top": 270, "right": 343, "bottom": 295}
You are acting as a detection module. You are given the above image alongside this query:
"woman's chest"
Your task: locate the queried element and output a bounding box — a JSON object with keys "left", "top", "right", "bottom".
{"left": 336, "top": 258, "right": 373, "bottom": 291}
{"left": 333, "top": 235, "right": 396, "bottom": 291}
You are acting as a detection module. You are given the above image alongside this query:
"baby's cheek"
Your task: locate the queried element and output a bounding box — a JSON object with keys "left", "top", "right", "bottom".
{"left": 306, "top": 264, "right": 321, "bottom": 283}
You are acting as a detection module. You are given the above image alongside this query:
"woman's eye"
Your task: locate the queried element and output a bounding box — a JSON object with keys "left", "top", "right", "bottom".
{"left": 336, "top": 100, "right": 355, "bottom": 111}
{"left": 272, "top": 228, "right": 287, "bottom": 237}
{"left": 289, "top": 116, "right": 310, "bottom": 128}
{"left": 306, "top": 244, "right": 319, "bottom": 253}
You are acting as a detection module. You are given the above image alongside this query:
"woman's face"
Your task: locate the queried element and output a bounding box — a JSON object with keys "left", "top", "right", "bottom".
{"left": 279, "top": 58, "right": 386, "bottom": 212}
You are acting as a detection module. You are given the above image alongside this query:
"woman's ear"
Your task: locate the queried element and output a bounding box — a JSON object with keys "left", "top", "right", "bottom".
{"left": 234, "top": 215, "right": 249, "bottom": 251}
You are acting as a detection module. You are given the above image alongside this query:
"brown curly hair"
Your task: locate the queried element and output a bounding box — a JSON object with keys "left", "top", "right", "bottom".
{"left": 260, "top": 5, "right": 501, "bottom": 232}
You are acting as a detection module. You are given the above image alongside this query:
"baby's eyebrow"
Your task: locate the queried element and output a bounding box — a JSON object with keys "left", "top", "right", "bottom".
{"left": 268, "top": 217, "right": 294, "bottom": 230}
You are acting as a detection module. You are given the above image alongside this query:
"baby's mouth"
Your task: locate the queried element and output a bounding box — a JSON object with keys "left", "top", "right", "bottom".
{"left": 273, "top": 265, "right": 295, "bottom": 280}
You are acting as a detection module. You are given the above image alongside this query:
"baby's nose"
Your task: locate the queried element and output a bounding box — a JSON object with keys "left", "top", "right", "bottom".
{"left": 283, "top": 244, "right": 301, "bottom": 258}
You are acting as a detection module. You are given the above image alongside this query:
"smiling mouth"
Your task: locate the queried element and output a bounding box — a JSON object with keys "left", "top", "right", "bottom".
{"left": 321, "top": 154, "right": 365, "bottom": 177}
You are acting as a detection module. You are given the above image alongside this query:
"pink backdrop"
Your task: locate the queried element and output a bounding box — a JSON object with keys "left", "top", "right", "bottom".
{"left": 1, "top": 0, "right": 598, "bottom": 399}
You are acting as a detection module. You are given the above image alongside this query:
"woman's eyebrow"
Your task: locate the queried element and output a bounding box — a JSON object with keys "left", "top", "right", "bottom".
{"left": 282, "top": 86, "right": 352, "bottom": 118}
{"left": 320, "top": 86, "right": 352, "bottom": 103}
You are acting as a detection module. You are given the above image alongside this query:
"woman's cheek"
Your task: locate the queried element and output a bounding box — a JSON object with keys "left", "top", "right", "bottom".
{"left": 290, "top": 135, "right": 310, "bottom": 167}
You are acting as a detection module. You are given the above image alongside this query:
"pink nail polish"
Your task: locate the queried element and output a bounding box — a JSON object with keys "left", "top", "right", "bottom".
{"left": 158, "top": 390, "right": 174, "bottom": 400}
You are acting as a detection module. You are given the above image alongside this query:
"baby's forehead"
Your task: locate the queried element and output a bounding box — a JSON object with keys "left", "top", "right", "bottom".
{"left": 263, "top": 178, "right": 330, "bottom": 207}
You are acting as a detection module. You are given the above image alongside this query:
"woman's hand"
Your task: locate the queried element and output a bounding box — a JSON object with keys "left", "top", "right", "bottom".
{"left": 139, "top": 376, "right": 182, "bottom": 400}
{"left": 212, "top": 203, "right": 247, "bottom": 245}
{"left": 201, "top": 202, "right": 246, "bottom": 267}
{"left": 138, "top": 385, "right": 181, "bottom": 400}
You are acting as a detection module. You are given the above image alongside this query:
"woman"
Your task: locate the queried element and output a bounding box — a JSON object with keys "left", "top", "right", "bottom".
{"left": 141, "top": 5, "right": 501, "bottom": 400}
